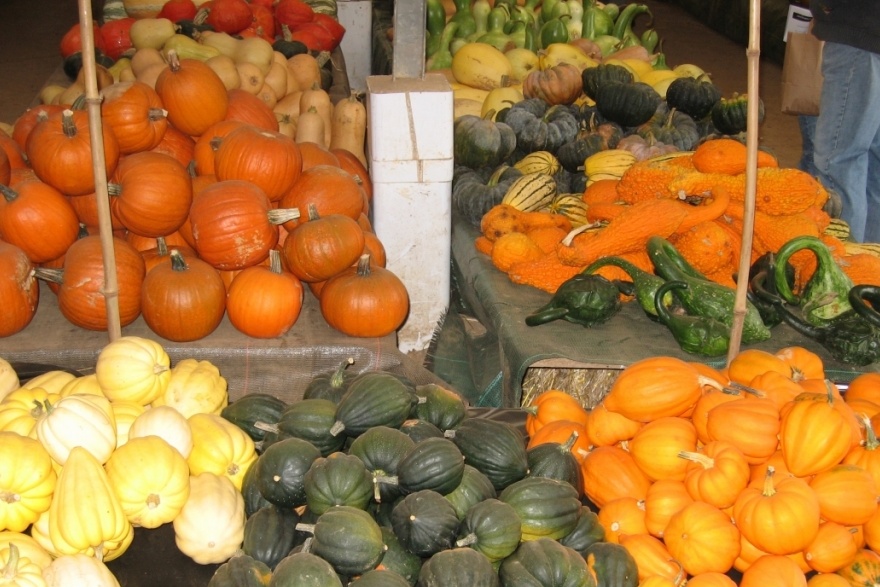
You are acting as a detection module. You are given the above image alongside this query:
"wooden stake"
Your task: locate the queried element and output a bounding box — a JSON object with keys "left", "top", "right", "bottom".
{"left": 77, "top": 0, "right": 121, "bottom": 341}
{"left": 727, "top": 0, "right": 762, "bottom": 364}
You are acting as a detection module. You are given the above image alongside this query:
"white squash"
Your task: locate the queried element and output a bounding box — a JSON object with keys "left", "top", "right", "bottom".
{"left": 128, "top": 405, "right": 193, "bottom": 458}
{"left": 0, "top": 532, "right": 53, "bottom": 570}
{"left": 173, "top": 473, "right": 245, "bottom": 565}
{"left": 0, "top": 543, "right": 47, "bottom": 587}
{"left": 42, "top": 554, "right": 120, "bottom": 587}
{"left": 35, "top": 394, "right": 117, "bottom": 466}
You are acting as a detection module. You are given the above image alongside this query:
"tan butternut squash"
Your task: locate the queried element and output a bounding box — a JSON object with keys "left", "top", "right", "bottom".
{"left": 274, "top": 91, "right": 303, "bottom": 120}
{"left": 329, "top": 92, "right": 368, "bottom": 168}
{"left": 236, "top": 61, "right": 264, "bottom": 95}
{"left": 276, "top": 113, "right": 296, "bottom": 139}
{"left": 299, "top": 85, "right": 332, "bottom": 147}
{"left": 135, "top": 62, "right": 169, "bottom": 89}
{"left": 118, "top": 67, "right": 136, "bottom": 83}
{"left": 263, "top": 62, "right": 288, "bottom": 101}
{"left": 286, "top": 53, "right": 322, "bottom": 94}
{"left": 255, "top": 83, "right": 278, "bottom": 109}
{"left": 205, "top": 54, "right": 241, "bottom": 91}
{"left": 39, "top": 85, "right": 67, "bottom": 105}
{"left": 57, "top": 82, "right": 86, "bottom": 106}
{"left": 295, "top": 106, "right": 326, "bottom": 146}
{"left": 130, "top": 47, "right": 165, "bottom": 78}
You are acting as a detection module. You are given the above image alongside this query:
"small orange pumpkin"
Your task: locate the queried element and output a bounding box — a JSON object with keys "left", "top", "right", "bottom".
{"left": 628, "top": 417, "right": 697, "bottom": 482}
{"left": 740, "top": 554, "right": 807, "bottom": 587}
{"left": 803, "top": 521, "right": 860, "bottom": 574}
{"left": 580, "top": 445, "right": 651, "bottom": 508}
{"left": 705, "top": 396, "right": 780, "bottom": 465}
{"left": 643, "top": 479, "right": 693, "bottom": 539}
{"left": 618, "top": 532, "right": 681, "bottom": 583}
{"left": 808, "top": 464, "right": 878, "bottom": 526}
{"left": 596, "top": 497, "right": 648, "bottom": 544}
{"left": 727, "top": 348, "right": 792, "bottom": 385}
{"left": 680, "top": 440, "right": 750, "bottom": 509}
{"left": 663, "top": 500, "right": 741, "bottom": 575}
{"left": 585, "top": 401, "right": 642, "bottom": 447}
{"left": 524, "top": 389, "right": 589, "bottom": 438}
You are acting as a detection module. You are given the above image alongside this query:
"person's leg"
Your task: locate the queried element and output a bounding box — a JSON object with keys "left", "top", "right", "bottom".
{"left": 813, "top": 43, "right": 880, "bottom": 242}
{"left": 798, "top": 114, "right": 818, "bottom": 176}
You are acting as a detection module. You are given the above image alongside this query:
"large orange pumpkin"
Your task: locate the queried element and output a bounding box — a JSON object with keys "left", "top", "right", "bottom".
{"left": 214, "top": 125, "right": 302, "bottom": 202}
{"left": 192, "top": 120, "right": 247, "bottom": 176}
{"left": 281, "top": 204, "right": 365, "bottom": 283}
{"left": 12, "top": 104, "right": 67, "bottom": 151}
{"left": 149, "top": 124, "right": 196, "bottom": 168}
{"left": 101, "top": 81, "right": 169, "bottom": 154}
{"left": 0, "top": 241, "right": 39, "bottom": 337}
{"left": 224, "top": 88, "right": 279, "bottom": 131}
{"left": 663, "top": 500, "right": 741, "bottom": 575}
{"left": 0, "top": 179, "right": 79, "bottom": 263}
{"left": 690, "top": 387, "right": 747, "bottom": 445}
{"left": 226, "top": 249, "right": 304, "bottom": 338}
{"left": 155, "top": 51, "right": 228, "bottom": 136}
{"left": 680, "top": 440, "right": 750, "bottom": 509}
{"left": 278, "top": 164, "right": 367, "bottom": 231}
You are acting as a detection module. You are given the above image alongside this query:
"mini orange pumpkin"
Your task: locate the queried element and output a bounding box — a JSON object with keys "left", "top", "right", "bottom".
{"left": 523, "top": 389, "right": 589, "bottom": 438}
{"left": 663, "top": 500, "right": 740, "bottom": 575}
{"left": 739, "top": 554, "right": 807, "bottom": 587}
{"left": 581, "top": 445, "right": 651, "bottom": 508}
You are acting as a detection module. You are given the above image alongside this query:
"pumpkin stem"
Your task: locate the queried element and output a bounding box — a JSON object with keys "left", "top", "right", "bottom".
{"left": 61, "top": 109, "right": 77, "bottom": 138}
{"left": 148, "top": 108, "right": 168, "bottom": 122}
{"left": 33, "top": 267, "right": 64, "bottom": 285}
{"left": 355, "top": 254, "right": 372, "bottom": 277}
{"left": 1, "top": 542, "right": 20, "bottom": 574}
{"left": 677, "top": 450, "right": 714, "bottom": 469}
{"left": 696, "top": 375, "right": 725, "bottom": 392}
{"left": 294, "top": 523, "right": 316, "bottom": 535}
{"left": 268, "top": 249, "right": 283, "bottom": 274}
{"left": 166, "top": 50, "right": 181, "bottom": 72}
{"left": 107, "top": 182, "right": 122, "bottom": 196}
{"left": 726, "top": 381, "right": 766, "bottom": 398}
{"left": 823, "top": 379, "right": 835, "bottom": 405}
{"left": 156, "top": 236, "right": 169, "bottom": 257}
{"left": 560, "top": 430, "right": 579, "bottom": 453}
{"left": 856, "top": 413, "right": 880, "bottom": 451}
{"left": 306, "top": 203, "right": 320, "bottom": 222}
{"left": 761, "top": 465, "right": 777, "bottom": 497}
{"left": 169, "top": 249, "right": 188, "bottom": 271}
{"left": 0, "top": 184, "right": 18, "bottom": 203}
{"left": 267, "top": 207, "right": 301, "bottom": 225}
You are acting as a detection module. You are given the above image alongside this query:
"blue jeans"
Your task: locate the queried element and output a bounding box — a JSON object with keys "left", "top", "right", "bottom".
{"left": 798, "top": 114, "right": 818, "bottom": 177}
{"left": 813, "top": 42, "right": 880, "bottom": 243}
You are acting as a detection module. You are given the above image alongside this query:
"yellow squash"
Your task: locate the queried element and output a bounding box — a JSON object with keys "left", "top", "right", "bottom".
{"left": 0, "top": 358, "right": 18, "bottom": 402}
{"left": 0, "top": 543, "right": 46, "bottom": 587}
{"left": 0, "top": 432, "right": 56, "bottom": 533}
{"left": 0, "top": 388, "right": 59, "bottom": 438}
{"left": 481, "top": 86, "right": 525, "bottom": 120}
{"left": 173, "top": 473, "right": 245, "bottom": 565}
{"left": 0, "top": 532, "right": 52, "bottom": 570}
{"left": 35, "top": 394, "right": 117, "bottom": 466}
{"left": 58, "top": 373, "right": 104, "bottom": 398}
{"left": 451, "top": 42, "right": 512, "bottom": 91}
{"left": 109, "top": 400, "right": 147, "bottom": 449}
{"left": 105, "top": 436, "right": 190, "bottom": 529}
{"left": 95, "top": 336, "right": 170, "bottom": 405}
{"left": 505, "top": 47, "right": 540, "bottom": 82}
{"left": 539, "top": 43, "right": 599, "bottom": 72}
{"left": 152, "top": 358, "right": 228, "bottom": 418}
{"left": 584, "top": 149, "right": 638, "bottom": 185}
{"left": 20, "top": 371, "right": 75, "bottom": 395}
{"left": 48, "top": 447, "right": 133, "bottom": 562}
{"left": 186, "top": 413, "right": 257, "bottom": 490}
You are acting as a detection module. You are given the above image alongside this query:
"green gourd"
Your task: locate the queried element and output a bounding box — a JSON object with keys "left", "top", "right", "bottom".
{"left": 654, "top": 280, "right": 730, "bottom": 357}
{"left": 525, "top": 272, "right": 621, "bottom": 327}
{"left": 583, "top": 255, "right": 666, "bottom": 319}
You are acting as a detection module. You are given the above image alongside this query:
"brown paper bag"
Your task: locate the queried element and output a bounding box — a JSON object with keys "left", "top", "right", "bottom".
{"left": 781, "top": 32, "right": 824, "bottom": 116}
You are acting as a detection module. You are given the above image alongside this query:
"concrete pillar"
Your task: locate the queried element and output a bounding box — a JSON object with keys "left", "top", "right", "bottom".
{"left": 336, "top": 0, "right": 373, "bottom": 94}
{"left": 366, "top": 73, "right": 454, "bottom": 353}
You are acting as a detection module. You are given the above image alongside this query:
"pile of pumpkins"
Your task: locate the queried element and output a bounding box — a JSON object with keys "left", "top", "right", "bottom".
{"left": 524, "top": 345, "right": 880, "bottom": 586}
{"left": 0, "top": 336, "right": 247, "bottom": 586}
{"left": 0, "top": 0, "right": 415, "bottom": 343}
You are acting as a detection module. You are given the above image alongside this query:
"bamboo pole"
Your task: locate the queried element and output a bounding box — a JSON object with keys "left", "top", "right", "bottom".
{"left": 727, "top": 0, "right": 762, "bottom": 364}
{"left": 77, "top": 0, "right": 122, "bottom": 341}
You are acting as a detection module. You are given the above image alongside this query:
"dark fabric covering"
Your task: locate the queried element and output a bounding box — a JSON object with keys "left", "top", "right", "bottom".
{"left": 810, "top": 0, "right": 880, "bottom": 54}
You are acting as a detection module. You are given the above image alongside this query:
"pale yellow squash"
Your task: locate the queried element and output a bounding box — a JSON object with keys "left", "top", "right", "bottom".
{"left": 0, "top": 432, "right": 56, "bottom": 533}
{"left": 47, "top": 447, "right": 133, "bottom": 562}
{"left": 58, "top": 373, "right": 104, "bottom": 398}
{"left": 0, "top": 543, "right": 46, "bottom": 587}
{"left": 187, "top": 413, "right": 256, "bottom": 490}
{"left": 109, "top": 400, "right": 147, "bottom": 448}
{"left": 42, "top": 553, "right": 120, "bottom": 587}
{"left": 173, "top": 473, "right": 245, "bottom": 565}
{"left": 0, "top": 532, "right": 53, "bottom": 570}
{"left": 94, "top": 336, "right": 170, "bottom": 405}
{"left": 0, "top": 359, "right": 20, "bottom": 403}
{"left": 152, "top": 358, "right": 227, "bottom": 418}
{"left": 20, "top": 371, "right": 76, "bottom": 395}
{"left": 0, "top": 388, "right": 58, "bottom": 438}
{"left": 105, "top": 436, "right": 190, "bottom": 529}
{"left": 35, "top": 394, "right": 117, "bottom": 466}
{"left": 128, "top": 405, "right": 193, "bottom": 458}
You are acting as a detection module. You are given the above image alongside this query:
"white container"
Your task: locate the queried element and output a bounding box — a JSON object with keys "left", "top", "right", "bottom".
{"left": 366, "top": 73, "right": 454, "bottom": 352}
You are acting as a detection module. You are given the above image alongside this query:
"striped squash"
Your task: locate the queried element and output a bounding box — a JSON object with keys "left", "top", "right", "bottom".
{"left": 584, "top": 149, "right": 637, "bottom": 186}
{"left": 121, "top": 0, "right": 167, "bottom": 18}
{"left": 514, "top": 151, "right": 561, "bottom": 176}
{"left": 548, "top": 193, "right": 591, "bottom": 227}
{"left": 502, "top": 173, "right": 557, "bottom": 212}
{"left": 824, "top": 218, "right": 851, "bottom": 241}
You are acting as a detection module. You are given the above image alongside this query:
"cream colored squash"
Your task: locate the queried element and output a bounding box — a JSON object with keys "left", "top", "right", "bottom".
{"left": 173, "top": 473, "right": 245, "bottom": 565}
{"left": 35, "top": 394, "right": 117, "bottom": 466}
{"left": 47, "top": 447, "right": 133, "bottom": 562}
{"left": 0, "top": 532, "right": 53, "bottom": 570}
{"left": 42, "top": 554, "right": 120, "bottom": 587}
{"left": 186, "top": 413, "right": 256, "bottom": 490}
{"left": 204, "top": 54, "right": 241, "bottom": 91}
{"left": 122, "top": 0, "right": 168, "bottom": 20}
{"left": 152, "top": 358, "right": 227, "bottom": 418}
{"left": 236, "top": 61, "right": 265, "bottom": 95}
{"left": 0, "top": 358, "right": 19, "bottom": 402}
{"left": 109, "top": 401, "right": 147, "bottom": 448}
{"left": 0, "top": 543, "right": 46, "bottom": 587}
{"left": 94, "top": 336, "right": 170, "bottom": 405}
{"left": 128, "top": 405, "right": 192, "bottom": 458}
{"left": 58, "top": 373, "right": 104, "bottom": 398}
{"left": 105, "top": 436, "right": 190, "bottom": 529}
{"left": 0, "top": 388, "right": 58, "bottom": 438}
{"left": 0, "top": 432, "right": 56, "bottom": 533}
{"left": 21, "top": 371, "right": 76, "bottom": 395}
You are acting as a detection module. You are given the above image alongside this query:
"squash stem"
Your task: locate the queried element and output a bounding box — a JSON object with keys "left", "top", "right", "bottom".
{"left": 252, "top": 421, "right": 280, "bottom": 434}
{"left": 455, "top": 533, "right": 478, "bottom": 548}
{"left": 677, "top": 450, "right": 714, "bottom": 469}
{"left": 0, "top": 185, "right": 18, "bottom": 202}
{"left": 61, "top": 110, "right": 77, "bottom": 138}
{"left": 857, "top": 413, "right": 880, "bottom": 451}
{"left": 761, "top": 466, "right": 777, "bottom": 497}
{"left": 267, "top": 208, "right": 301, "bottom": 225}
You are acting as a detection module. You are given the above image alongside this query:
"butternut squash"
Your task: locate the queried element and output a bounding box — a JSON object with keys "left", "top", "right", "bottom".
{"left": 329, "top": 92, "right": 367, "bottom": 168}
{"left": 255, "top": 83, "right": 278, "bottom": 109}
{"left": 236, "top": 62, "right": 264, "bottom": 95}
{"left": 135, "top": 62, "right": 168, "bottom": 89}
{"left": 130, "top": 47, "right": 165, "bottom": 78}
{"left": 285, "top": 53, "right": 322, "bottom": 94}
{"left": 295, "top": 106, "right": 326, "bottom": 146}
{"left": 299, "top": 85, "right": 333, "bottom": 147}
{"left": 57, "top": 82, "right": 86, "bottom": 106}
{"left": 205, "top": 54, "right": 241, "bottom": 91}
{"left": 263, "top": 62, "right": 289, "bottom": 101}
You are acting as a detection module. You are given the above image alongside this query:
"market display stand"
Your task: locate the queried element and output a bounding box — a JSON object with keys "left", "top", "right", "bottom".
{"left": 442, "top": 212, "right": 879, "bottom": 409}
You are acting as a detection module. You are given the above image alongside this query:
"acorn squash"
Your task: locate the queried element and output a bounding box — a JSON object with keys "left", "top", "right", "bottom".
{"left": 391, "top": 490, "right": 461, "bottom": 557}
{"left": 348, "top": 425, "right": 415, "bottom": 503}
{"left": 499, "top": 538, "right": 595, "bottom": 586}
{"left": 303, "top": 452, "right": 373, "bottom": 514}
{"left": 499, "top": 476, "right": 582, "bottom": 541}
{"left": 417, "top": 547, "right": 501, "bottom": 587}
{"left": 445, "top": 417, "right": 529, "bottom": 491}
{"left": 330, "top": 372, "right": 415, "bottom": 438}
{"left": 207, "top": 554, "right": 272, "bottom": 587}
{"left": 455, "top": 498, "right": 522, "bottom": 562}
{"left": 241, "top": 505, "right": 299, "bottom": 571}
{"left": 297, "top": 505, "right": 385, "bottom": 576}
{"left": 220, "top": 394, "right": 287, "bottom": 443}
{"left": 268, "top": 552, "right": 342, "bottom": 587}
{"left": 444, "top": 464, "right": 498, "bottom": 520}
{"left": 453, "top": 114, "right": 517, "bottom": 170}
{"left": 397, "top": 437, "right": 466, "bottom": 495}
{"left": 253, "top": 437, "right": 321, "bottom": 509}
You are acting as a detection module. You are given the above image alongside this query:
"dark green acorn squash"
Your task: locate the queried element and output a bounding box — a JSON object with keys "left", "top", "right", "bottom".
{"left": 271, "top": 38, "right": 309, "bottom": 59}
{"left": 391, "top": 490, "right": 461, "bottom": 557}
{"left": 584, "top": 542, "right": 639, "bottom": 587}
{"left": 452, "top": 163, "right": 525, "bottom": 226}
{"left": 455, "top": 498, "right": 522, "bottom": 563}
{"left": 502, "top": 99, "right": 580, "bottom": 154}
{"left": 417, "top": 547, "right": 501, "bottom": 587}
{"left": 399, "top": 418, "right": 445, "bottom": 443}
{"left": 242, "top": 505, "right": 300, "bottom": 571}
{"left": 636, "top": 103, "right": 701, "bottom": 151}
{"left": 444, "top": 464, "right": 498, "bottom": 520}
{"left": 348, "top": 569, "right": 411, "bottom": 587}
{"left": 665, "top": 75, "right": 722, "bottom": 120}
{"left": 240, "top": 461, "right": 272, "bottom": 518}
{"left": 499, "top": 538, "right": 596, "bottom": 587}
{"left": 379, "top": 526, "right": 423, "bottom": 586}
{"left": 412, "top": 384, "right": 468, "bottom": 431}
{"left": 498, "top": 476, "right": 582, "bottom": 541}
{"left": 453, "top": 113, "right": 518, "bottom": 170}
{"left": 595, "top": 81, "right": 662, "bottom": 128}
{"left": 558, "top": 507, "right": 606, "bottom": 556}
{"left": 445, "top": 418, "right": 529, "bottom": 491}
{"left": 526, "top": 431, "right": 583, "bottom": 496}
{"left": 302, "top": 357, "right": 356, "bottom": 404}
{"left": 348, "top": 426, "right": 416, "bottom": 503}
{"left": 267, "top": 552, "right": 342, "bottom": 587}
{"left": 221, "top": 393, "right": 287, "bottom": 443}
{"left": 207, "top": 554, "right": 272, "bottom": 587}
{"left": 581, "top": 63, "right": 634, "bottom": 101}
{"left": 297, "top": 506, "right": 385, "bottom": 577}
{"left": 303, "top": 452, "right": 374, "bottom": 514}
{"left": 274, "top": 398, "right": 345, "bottom": 456}
{"left": 254, "top": 437, "right": 322, "bottom": 509}
{"left": 331, "top": 372, "right": 416, "bottom": 438}
{"left": 710, "top": 93, "right": 765, "bottom": 135}
{"left": 397, "top": 436, "right": 466, "bottom": 496}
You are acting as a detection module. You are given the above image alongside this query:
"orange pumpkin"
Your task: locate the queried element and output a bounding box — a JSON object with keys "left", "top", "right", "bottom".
{"left": 806, "top": 573, "right": 854, "bottom": 587}
{"left": 585, "top": 401, "right": 642, "bottom": 447}
{"left": 101, "top": 81, "right": 169, "bottom": 154}
{"left": 580, "top": 445, "right": 651, "bottom": 508}
{"left": 224, "top": 88, "right": 279, "bottom": 131}
{"left": 226, "top": 249, "right": 304, "bottom": 338}
{"left": 278, "top": 164, "right": 367, "bottom": 231}
{"left": 862, "top": 505, "right": 880, "bottom": 553}
{"left": 281, "top": 204, "right": 365, "bottom": 283}
{"left": 603, "top": 357, "right": 715, "bottom": 422}
{"left": 686, "top": 572, "right": 738, "bottom": 587}
{"left": 628, "top": 417, "right": 697, "bottom": 482}
{"left": 149, "top": 124, "right": 195, "bottom": 168}
{"left": 733, "top": 467, "right": 821, "bottom": 555}
{"left": 749, "top": 450, "right": 795, "bottom": 485}
{"left": 808, "top": 464, "right": 878, "bottom": 526}
{"left": 155, "top": 52, "right": 229, "bottom": 136}
{"left": 846, "top": 373, "right": 880, "bottom": 405}
{"left": 705, "top": 396, "right": 780, "bottom": 464}
{"left": 780, "top": 388, "right": 858, "bottom": 477}
{"left": 690, "top": 387, "right": 747, "bottom": 445}
{"left": 0, "top": 179, "right": 79, "bottom": 264}
{"left": 214, "top": 125, "right": 302, "bottom": 202}
{"left": 526, "top": 419, "right": 591, "bottom": 462}
{"left": 735, "top": 532, "right": 812, "bottom": 573}
{"left": 775, "top": 346, "right": 825, "bottom": 381}
{"left": 680, "top": 440, "right": 750, "bottom": 510}
{"left": 12, "top": 104, "right": 67, "bottom": 151}
{"left": 298, "top": 141, "right": 340, "bottom": 171}
{"left": 524, "top": 389, "right": 589, "bottom": 438}
{"left": 663, "top": 500, "right": 740, "bottom": 575}
{"left": 0, "top": 241, "right": 39, "bottom": 337}
{"left": 740, "top": 554, "right": 807, "bottom": 587}
{"left": 596, "top": 496, "right": 647, "bottom": 544}
{"left": 803, "top": 521, "right": 860, "bottom": 574}
{"left": 618, "top": 533, "right": 681, "bottom": 583}
{"left": 727, "top": 348, "right": 792, "bottom": 385}
{"left": 643, "top": 479, "right": 694, "bottom": 539}
{"left": 331, "top": 148, "right": 373, "bottom": 203}
{"left": 842, "top": 414, "right": 880, "bottom": 492}
{"left": 192, "top": 120, "right": 248, "bottom": 176}
{"left": 835, "top": 549, "right": 880, "bottom": 586}
{"left": 748, "top": 370, "right": 805, "bottom": 410}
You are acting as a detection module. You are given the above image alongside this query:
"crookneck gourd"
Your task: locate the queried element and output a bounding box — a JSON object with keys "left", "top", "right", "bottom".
{"left": 654, "top": 280, "right": 730, "bottom": 357}
{"left": 525, "top": 272, "right": 621, "bottom": 327}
